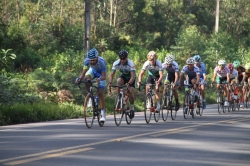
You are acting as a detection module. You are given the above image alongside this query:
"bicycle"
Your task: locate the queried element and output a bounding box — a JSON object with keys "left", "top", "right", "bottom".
{"left": 77, "top": 79, "right": 104, "bottom": 128}
{"left": 213, "top": 82, "right": 229, "bottom": 114}
{"left": 109, "top": 85, "right": 132, "bottom": 126}
{"left": 183, "top": 84, "right": 198, "bottom": 119}
{"left": 139, "top": 83, "right": 161, "bottom": 123}
{"left": 161, "top": 83, "right": 177, "bottom": 121}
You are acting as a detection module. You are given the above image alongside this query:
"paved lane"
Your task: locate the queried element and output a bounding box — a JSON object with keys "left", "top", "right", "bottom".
{"left": 0, "top": 104, "right": 250, "bottom": 166}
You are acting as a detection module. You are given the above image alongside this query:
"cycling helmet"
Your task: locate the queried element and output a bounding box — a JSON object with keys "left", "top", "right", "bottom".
{"left": 233, "top": 60, "right": 240, "bottom": 68}
{"left": 164, "top": 54, "right": 174, "bottom": 64}
{"left": 87, "top": 48, "right": 99, "bottom": 59}
{"left": 118, "top": 49, "right": 128, "bottom": 58}
{"left": 218, "top": 60, "right": 226, "bottom": 65}
{"left": 245, "top": 63, "right": 250, "bottom": 70}
{"left": 186, "top": 57, "right": 195, "bottom": 64}
{"left": 227, "top": 63, "right": 234, "bottom": 70}
{"left": 193, "top": 54, "right": 201, "bottom": 63}
{"left": 147, "top": 51, "right": 157, "bottom": 60}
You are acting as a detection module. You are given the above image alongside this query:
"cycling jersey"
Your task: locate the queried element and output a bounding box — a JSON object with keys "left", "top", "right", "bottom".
{"left": 213, "top": 66, "right": 230, "bottom": 77}
{"left": 229, "top": 69, "right": 238, "bottom": 79}
{"left": 83, "top": 56, "right": 107, "bottom": 89}
{"left": 162, "top": 61, "right": 179, "bottom": 83}
{"left": 141, "top": 59, "right": 163, "bottom": 76}
{"left": 111, "top": 59, "right": 136, "bottom": 79}
{"left": 235, "top": 66, "right": 245, "bottom": 77}
{"left": 195, "top": 62, "right": 206, "bottom": 79}
{"left": 181, "top": 65, "right": 200, "bottom": 80}
{"left": 83, "top": 56, "right": 106, "bottom": 73}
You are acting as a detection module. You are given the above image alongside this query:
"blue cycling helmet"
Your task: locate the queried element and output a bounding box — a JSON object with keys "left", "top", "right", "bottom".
{"left": 87, "top": 48, "right": 99, "bottom": 59}
{"left": 193, "top": 54, "right": 201, "bottom": 63}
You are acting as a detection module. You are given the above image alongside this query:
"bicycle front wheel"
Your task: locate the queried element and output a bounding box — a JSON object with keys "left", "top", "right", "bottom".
{"left": 144, "top": 94, "right": 152, "bottom": 124}
{"left": 183, "top": 92, "right": 190, "bottom": 119}
{"left": 161, "top": 95, "right": 169, "bottom": 121}
{"left": 170, "top": 96, "right": 177, "bottom": 120}
{"left": 125, "top": 104, "right": 132, "bottom": 124}
{"left": 114, "top": 94, "right": 124, "bottom": 126}
{"left": 84, "top": 93, "right": 94, "bottom": 128}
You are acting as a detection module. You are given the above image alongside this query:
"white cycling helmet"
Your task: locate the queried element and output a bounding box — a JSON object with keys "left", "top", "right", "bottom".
{"left": 164, "top": 54, "right": 174, "bottom": 64}
{"left": 186, "top": 57, "right": 195, "bottom": 64}
{"left": 218, "top": 60, "right": 226, "bottom": 65}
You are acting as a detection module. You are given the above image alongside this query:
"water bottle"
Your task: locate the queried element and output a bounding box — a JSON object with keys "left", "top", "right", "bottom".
{"left": 94, "top": 96, "right": 99, "bottom": 107}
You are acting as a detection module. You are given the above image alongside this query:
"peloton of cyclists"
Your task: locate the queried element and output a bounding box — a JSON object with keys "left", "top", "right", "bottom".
{"left": 109, "top": 50, "right": 136, "bottom": 119}
{"left": 137, "top": 51, "right": 163, "bottom": 112}
{"left": 193, "top": 54, "right": 207, "bottom": 109}
{"left": 162, "top": 54, "right": 180, "bottom": 111}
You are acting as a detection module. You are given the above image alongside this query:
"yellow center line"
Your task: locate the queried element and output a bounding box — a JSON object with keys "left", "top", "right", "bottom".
{"left": 5, "top": 147, "right": 94, "bottom": 166}
{"left": 1, "top": 116, "right": 250, "bottom": 165}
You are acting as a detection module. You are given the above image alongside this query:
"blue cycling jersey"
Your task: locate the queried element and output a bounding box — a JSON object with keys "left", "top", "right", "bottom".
{"left": 83, "top": 56, "right": 106, "bottom": 74}
{"left": 195, "top": 62, "right": 206, "bottom": 79}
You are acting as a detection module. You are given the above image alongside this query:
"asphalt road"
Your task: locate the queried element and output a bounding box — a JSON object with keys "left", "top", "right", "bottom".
{"left": 0, "top": 104, "right": 250, "bottom": 166}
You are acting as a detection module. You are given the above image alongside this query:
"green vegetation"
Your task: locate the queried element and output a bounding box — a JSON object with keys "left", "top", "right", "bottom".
{"left": 1, "top": 0, "right": 250, "bottom": 125}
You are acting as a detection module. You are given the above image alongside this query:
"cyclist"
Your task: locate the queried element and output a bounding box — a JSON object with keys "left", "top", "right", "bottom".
{"left": 109, "top": 50, "right": 136, "bottom": 119}
{"left": 162, "top": 54, "right": 180, "bottom": 111}
{"left": 211, "top": 60, "right": 230, "bottom": 107}
{"left": 76, "top": 48, "right": 107, "bottom": 122}
{"left": 227, "top": 63, "right": 238, "bottom": 102}
{"left": 243, "top": 63, "right": 250, "bottom": 100}
{"left": 137, "top": 51, "right": 163, "bottom": 112}
{"left": 193, "top": 54, "right": 207, "bottom": 109}
{"left": 180, "top": 57, "right": 200, "bottom": 113}
{"left": 233, "top": 60, "right": 246, "bottom": 107}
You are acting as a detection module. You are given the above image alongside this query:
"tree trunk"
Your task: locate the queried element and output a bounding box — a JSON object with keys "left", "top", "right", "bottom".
{"left": 110, "top": 0, "right": 113, "bottom": 26}
{"left": 84, "top": 0, "right": 91, "bottom": 55}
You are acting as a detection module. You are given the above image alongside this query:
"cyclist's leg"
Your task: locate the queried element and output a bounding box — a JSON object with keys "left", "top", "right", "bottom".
{"left": 95, "top": 71, "right": 106, "bottom": 121}
{"left": 84, "top": 69, "right": 94, "bottom": 91}
{"left": 154, "top": 77, "right": 162, "bottom": 112}
{"left": 127, "top": 77, "right": 136, "bottom": 119}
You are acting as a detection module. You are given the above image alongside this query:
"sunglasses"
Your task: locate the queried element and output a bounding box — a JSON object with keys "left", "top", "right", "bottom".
{"left": 89, "top": 59, "right": 97, "bottom": 62}
{"left": 120, "top": 58, "right": 126, "bottom": 60}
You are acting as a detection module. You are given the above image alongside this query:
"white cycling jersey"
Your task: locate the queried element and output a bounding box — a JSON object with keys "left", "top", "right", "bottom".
{"left": 214, "top": 66, "right": 230, "bottom": 77}
{"left": 229, "top": 69, "right": 238, "bottom": 79}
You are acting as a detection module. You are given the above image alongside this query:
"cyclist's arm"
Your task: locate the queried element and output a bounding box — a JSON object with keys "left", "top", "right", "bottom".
{"left": 109, "top": 70, "right": 116, "bottom": 83}
{"left": 203, "top": 73, "right": 207, "bottom": 82}
{"left": 99, "top": 71, "right": 106, "bottom": 81}
{"left": 226, "top": 73, "right": 230, "bottom": 83}
{"left": 212, "top": 71, "right": 217, "bottom": 83}
{"left": 180, "top": 72, "right": 185, "bottom": 85}
{"left": 138, "top": 70, "right": 145, "bottom": 83}
{"left": 158, "top": 71, "right": 163, "bottom": 82}
{"left": 174, "top": 72, "right": 179, "bottom": 84}
{"left": 128, "top": 71, "right": 135, "bottom": 85}
{"left": 79, "top": 67, "right": 88, "bottom": 81}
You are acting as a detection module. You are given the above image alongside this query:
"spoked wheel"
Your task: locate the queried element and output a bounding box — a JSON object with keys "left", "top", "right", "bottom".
{"left": 114, "top": 94, "right": 124, "bottom": 126}
{"left": 161, "top": 95, "right": 169, "bottom": 121}
{"left": 125, "top": 105, "right": 132, "bottom": 124}
{"left": 231, "top": 99, "right": 236, "bottom": 112}
{"left": 217, "top": 94, "right": 224, "bottom": 114}
{"left": 183, "top": 92, "right": 190, "bottom": 119}
{"left": 170, "top": 96, "right": 177, "bottom": 120}
{"left": 191, "top": 101, "right": 197, "bottom": 118}
{"left": 154, "top": 100, "right": 161, "bottom": 122}
{"left": 197, "top": 96, "right": 203, "bottom": 116}
{"left": 144, "top": 94, "right": 152, "bottom": 124}
{"left": 84, "top": 93, "right": 94, "bottom": 128}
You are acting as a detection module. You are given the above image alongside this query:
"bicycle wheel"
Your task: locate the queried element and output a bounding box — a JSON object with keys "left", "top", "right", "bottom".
{"left": 84, "top": 93, "right": 94, "bottom": 128}
{"left": 144, "top": 94, "right": 152, "bottom": 124}
{"left": 125, "top": 104, "right": 132, "bottom": 124}
{"left": 114, "top": 94, "right": 124, "bottom": 126}
{"left": 154, "top": 98, "right": 161, "bottom": 122}
{"left": 231, "top": 99, "right": 236, "bottom": 112}
{"left": 191, "top": 100, "right": 197, "bottom": 118}
{"left": 198, "top": 95, "right": 203, "bottom": 116}
{"left": 246, "top": 96, "right": 249, "bottom": 108}
{"left": 217, "top": 93, "right": 224, "bottom": 114}
{"left": 183, "top": 92, "right": 190, "bottom": 119}
{"left": 161, "top": 94, "right": 169, "bottom": 121}
{"left": 170, "top": 96, "right": 177, "bottom": 120}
